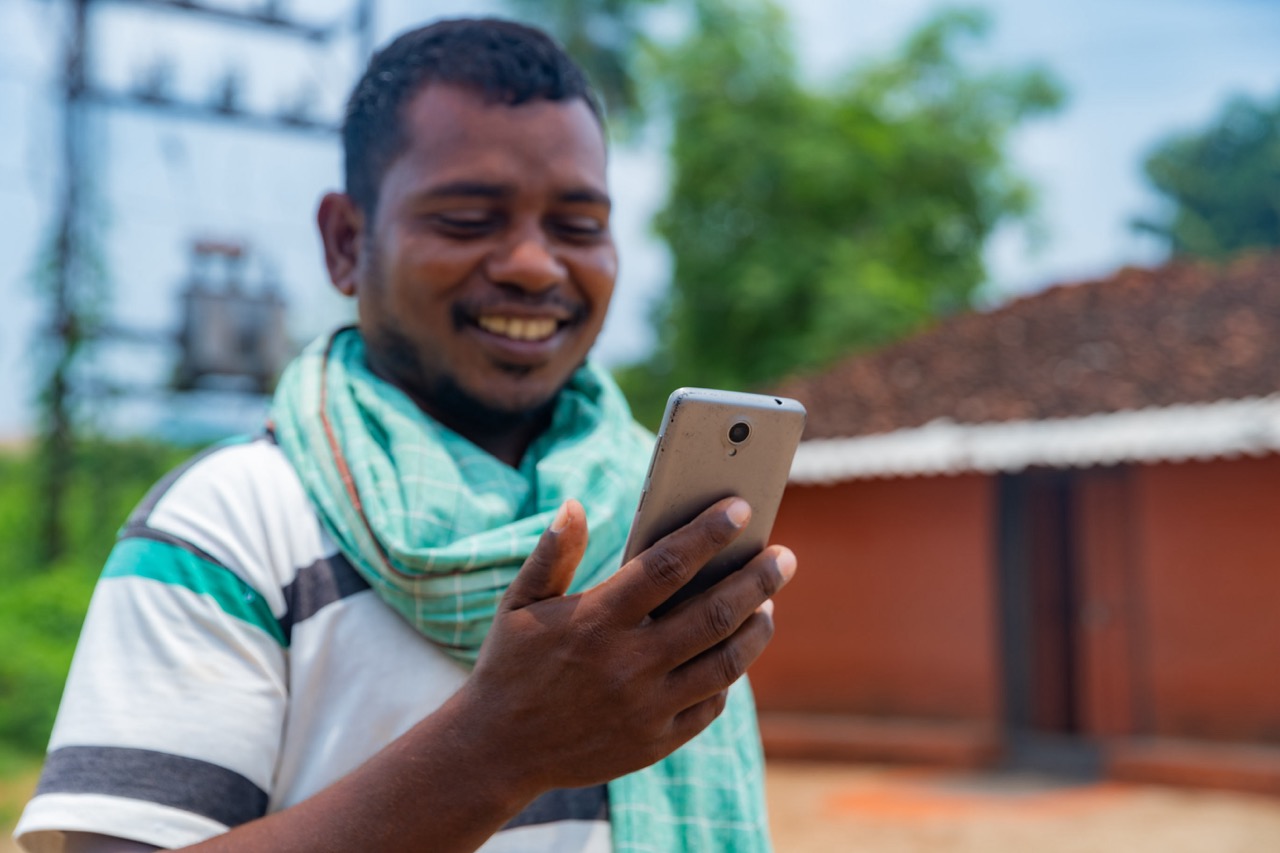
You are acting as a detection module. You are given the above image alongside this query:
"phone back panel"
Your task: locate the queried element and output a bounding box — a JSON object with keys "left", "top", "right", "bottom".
{"left": 623, "top": 388, "right": 806, "bottom": 613}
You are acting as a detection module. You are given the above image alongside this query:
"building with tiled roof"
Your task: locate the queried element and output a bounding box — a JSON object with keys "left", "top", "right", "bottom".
{"left": 749, "top": 253, "right": 1280, "bottom": 795}
{"left": 773, "top": 253, "right": 1280, "bottom": 481}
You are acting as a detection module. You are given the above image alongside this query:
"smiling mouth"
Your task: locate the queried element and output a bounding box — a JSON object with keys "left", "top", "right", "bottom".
{"left": 475, "top": 315, "right": 562, "bottom": 342}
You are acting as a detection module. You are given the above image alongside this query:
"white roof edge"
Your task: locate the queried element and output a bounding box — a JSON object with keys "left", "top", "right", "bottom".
{"left": 789, "top": 395, "right": 1280, "bottom": 484}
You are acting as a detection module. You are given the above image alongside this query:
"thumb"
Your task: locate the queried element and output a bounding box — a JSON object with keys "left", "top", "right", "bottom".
{"left": 501, "top": 499, "right": 589, "bottom": 611}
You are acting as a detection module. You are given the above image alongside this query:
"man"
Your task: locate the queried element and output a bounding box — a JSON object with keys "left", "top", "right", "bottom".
{"left": 16, "top": 18, "right": 795, "bottom": 853}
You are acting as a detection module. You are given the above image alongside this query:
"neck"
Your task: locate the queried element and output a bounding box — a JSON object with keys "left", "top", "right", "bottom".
{"left": 419, "top": 398, "right": 554, "bottom": 468}
{"left": 364, "top": 357, "right": 556, "bottom": 470}
{"left": 359, "top": 328, "right": 562, "bottom": 467}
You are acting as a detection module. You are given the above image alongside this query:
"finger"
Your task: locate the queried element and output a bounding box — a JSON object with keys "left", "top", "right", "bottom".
{"left": 596, "top": 497, "right": 751, "bottom": 624}
{"left": 658, "top": 546, "right": 795, "bottom": 665}
{"left": 501, "top": 500, "right": 589, "bottom": 611}
{"left": 668, "top": 690, "right": 730, "bottom": 748}
{"left": 665, "top": 608, "right": 776, "bottom": 708}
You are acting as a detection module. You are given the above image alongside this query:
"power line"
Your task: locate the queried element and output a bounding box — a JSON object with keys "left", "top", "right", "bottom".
{"left": 94, "top": 0, "right": 347, "bottom": 43}
{"left": 82, "top": 87, "right": 339, "bottom": 133}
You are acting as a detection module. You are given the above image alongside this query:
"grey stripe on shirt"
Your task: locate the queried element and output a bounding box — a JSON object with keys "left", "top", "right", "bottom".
{"left": 37, "top": 744, "right": 607, "bottom": 834}
{"left": 36, "top": 745, "right": 269, "bottom": 828}
{"left": 279, "top": 551, "right": 371, "bottom": 642}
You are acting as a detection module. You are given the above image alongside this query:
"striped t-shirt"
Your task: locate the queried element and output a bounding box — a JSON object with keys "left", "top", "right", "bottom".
{"left": 15, "top": 435, "right": 611, "bottom": 852}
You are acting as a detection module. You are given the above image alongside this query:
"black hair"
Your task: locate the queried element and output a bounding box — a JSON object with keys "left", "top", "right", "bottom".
{"left": 342, "top": 17, "right": 604, "bottom": 217}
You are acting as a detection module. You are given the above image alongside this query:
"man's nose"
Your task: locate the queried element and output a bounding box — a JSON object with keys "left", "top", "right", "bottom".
{"left": 487, "top": 230, "right": 566, "bottom": 293}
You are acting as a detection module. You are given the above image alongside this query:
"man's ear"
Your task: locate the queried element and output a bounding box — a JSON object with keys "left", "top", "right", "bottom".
{"left": 317, "top": 192, "right": 365, "bottom": 297}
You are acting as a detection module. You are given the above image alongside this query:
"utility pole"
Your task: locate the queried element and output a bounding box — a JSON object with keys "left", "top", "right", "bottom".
{"left": 39, "top": 0, "right": 374, "bottom": 562}
{"left": 42, "top": 0, "right": 90, "bottom": 563}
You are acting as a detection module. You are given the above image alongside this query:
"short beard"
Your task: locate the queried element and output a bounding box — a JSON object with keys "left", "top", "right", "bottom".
{"left": 376, "top": 322, "right": 561, "bottom": 438}
{"left": 357, "top": 237, "right": 576, "bottom": 446}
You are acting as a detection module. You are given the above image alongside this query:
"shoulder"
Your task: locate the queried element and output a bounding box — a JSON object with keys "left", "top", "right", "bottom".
{"left": 125, "top": 434, "right": 327, "bottom": 594}
{"left": 127, "top": 433, "right": 310, "bottom": 540}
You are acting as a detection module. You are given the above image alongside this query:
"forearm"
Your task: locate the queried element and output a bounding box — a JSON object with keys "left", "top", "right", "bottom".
{"left": 184, "top": 686, "right": 540, "bottom": 853}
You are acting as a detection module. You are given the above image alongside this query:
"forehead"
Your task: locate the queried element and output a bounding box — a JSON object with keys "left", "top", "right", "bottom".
{"left": 384, "top": 84, "right": 609, "bottom": 197}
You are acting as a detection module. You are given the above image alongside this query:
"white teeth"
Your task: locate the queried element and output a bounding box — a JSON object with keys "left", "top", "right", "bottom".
{"left": 476, "top": 315, "right": 559, "bottom": 342}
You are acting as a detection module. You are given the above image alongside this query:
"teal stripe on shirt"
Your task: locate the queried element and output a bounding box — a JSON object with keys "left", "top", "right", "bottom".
{"left": 102, "top": 537, "right": 287, "bottom": 647}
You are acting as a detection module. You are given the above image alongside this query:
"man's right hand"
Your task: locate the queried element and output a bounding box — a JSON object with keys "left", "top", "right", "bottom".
{"left": 457, "top": 496, "right": 797, "bottom": 797}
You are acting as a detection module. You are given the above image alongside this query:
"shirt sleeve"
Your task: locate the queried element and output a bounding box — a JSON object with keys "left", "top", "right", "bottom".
{"left": 15, "top": 446, "right": 290, "bottom": 852}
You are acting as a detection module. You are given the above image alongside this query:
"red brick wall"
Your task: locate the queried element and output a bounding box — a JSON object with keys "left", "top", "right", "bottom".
{"left": 1133, "top": 456, "right": 1280, "bottom": 743}
{"left": 752, "top": 474, "right": 1000, "bottom": 722}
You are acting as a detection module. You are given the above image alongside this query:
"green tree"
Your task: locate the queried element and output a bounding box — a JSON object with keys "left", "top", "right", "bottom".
{"left": 505, "top": 0, "right": 666, "bottom": 124}
{"left": 617, "top": 2, "right": 1063, "bottom": 424}
{"left": 1134, "top": 91, "right": 1280, "bottom": 260}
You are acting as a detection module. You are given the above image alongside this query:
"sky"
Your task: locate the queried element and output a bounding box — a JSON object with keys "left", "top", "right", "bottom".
{"left": 1, "top": 0, "right": 1279, "bottom": 441}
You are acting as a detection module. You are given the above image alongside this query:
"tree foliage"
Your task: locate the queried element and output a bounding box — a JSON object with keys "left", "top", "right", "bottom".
{"left": 1135, "top": 91, "right": 1280, "bottom": 260}
{"left": 616, "top": 1, "right": 1063, "bottom": 424}
{"left": 505, "top": 0, "right": 666, "bottom": 126}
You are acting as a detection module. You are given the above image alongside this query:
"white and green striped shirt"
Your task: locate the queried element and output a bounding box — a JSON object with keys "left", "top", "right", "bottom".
{"left": 15, "top": 435, "right": 611, "bottom": 852}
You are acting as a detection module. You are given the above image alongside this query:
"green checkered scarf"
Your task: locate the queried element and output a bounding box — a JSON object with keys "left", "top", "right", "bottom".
{"left": 271, "top": 327, "right": 771, "bottom": 851}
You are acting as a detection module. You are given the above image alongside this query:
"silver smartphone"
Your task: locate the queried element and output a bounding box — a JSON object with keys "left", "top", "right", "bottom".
{"left": 622, "top": 388, "right": 807, "bottom": 617}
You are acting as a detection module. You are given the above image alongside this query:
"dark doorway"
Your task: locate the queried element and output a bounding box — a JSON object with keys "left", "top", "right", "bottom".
{"left": 996, "top": 469, "right": 1103, "bottom": 777}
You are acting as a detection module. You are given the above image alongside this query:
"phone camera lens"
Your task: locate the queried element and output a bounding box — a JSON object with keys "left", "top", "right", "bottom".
{"left": 728, "top": 421, "right": 751, "bottom": 444}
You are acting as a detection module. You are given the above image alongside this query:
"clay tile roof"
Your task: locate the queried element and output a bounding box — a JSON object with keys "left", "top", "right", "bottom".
{"left": 774, "top": 252, "right": 1280, "bottom": 441}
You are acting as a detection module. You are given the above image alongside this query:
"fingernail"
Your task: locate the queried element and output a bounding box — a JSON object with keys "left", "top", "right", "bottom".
{"left": 550, "top": 502, "right": 571, "bottom": 532}
{"left": 775, "top": 548, "right": 797, "bottom": 581}
{"left": 726, "top": 499, "right": 750, "bottom": 528}
{"left": 759, "top": 599, "right": 775, "bottom": 617}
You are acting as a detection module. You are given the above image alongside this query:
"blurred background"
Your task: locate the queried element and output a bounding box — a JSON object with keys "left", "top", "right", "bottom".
{"left": 2, "top": 0, "right": 1280, "bottom": 849}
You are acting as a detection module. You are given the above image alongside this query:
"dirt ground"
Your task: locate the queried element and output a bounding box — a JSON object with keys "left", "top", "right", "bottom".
{"left": 766, "top": 761, "right": 1280, "bottom": 853}
{"left": 6, "top": 761, "right": 1280, "bottom": 851}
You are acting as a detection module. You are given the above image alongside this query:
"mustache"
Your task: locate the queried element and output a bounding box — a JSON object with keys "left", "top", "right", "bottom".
{"left": 451, "top": 293, "right": 589, "bottom": 326}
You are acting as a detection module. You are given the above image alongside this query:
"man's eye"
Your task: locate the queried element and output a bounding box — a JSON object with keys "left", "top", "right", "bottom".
{"left": 431, "top": 212, "right": 498, "bottom": 235}
{"left": 553, "top": 215, "right": 607, "bottom": 240}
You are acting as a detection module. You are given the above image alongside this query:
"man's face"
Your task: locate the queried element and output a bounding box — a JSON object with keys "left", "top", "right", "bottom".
{"left": 352, "top": 84, "right": 616, "bottom": 424}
